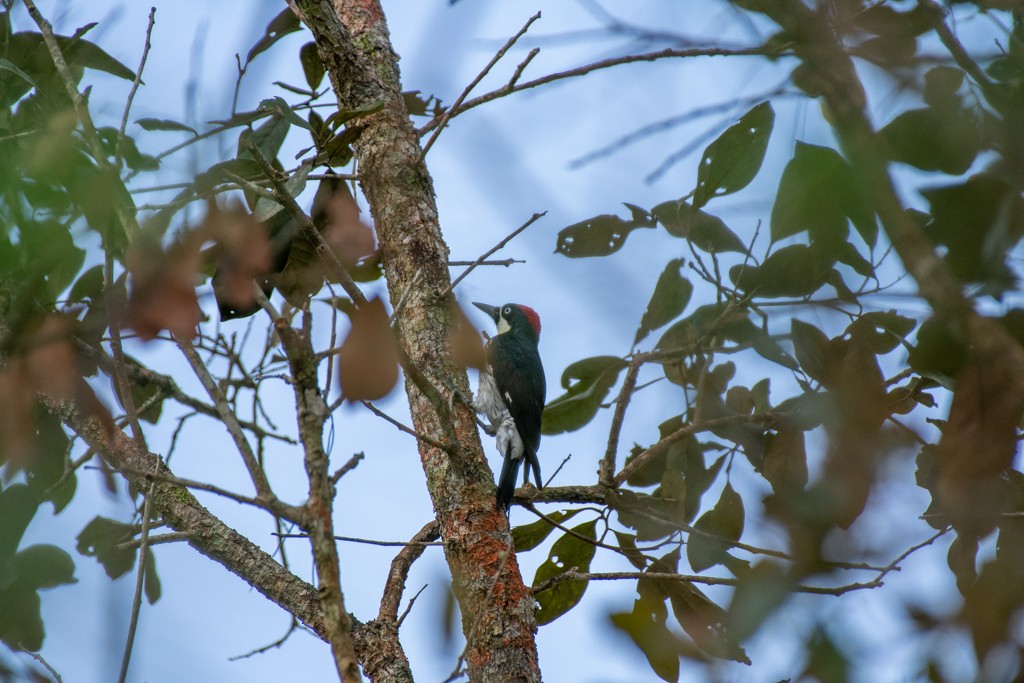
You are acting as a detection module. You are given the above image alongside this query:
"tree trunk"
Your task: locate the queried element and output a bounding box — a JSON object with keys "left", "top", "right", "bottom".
{"left": 295, "top": 1, "right": 542, "bottom": 680}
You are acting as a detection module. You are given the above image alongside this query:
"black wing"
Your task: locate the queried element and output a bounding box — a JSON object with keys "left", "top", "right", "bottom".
{"left": 487, "top": 335, "right": 545, "bottom": 455}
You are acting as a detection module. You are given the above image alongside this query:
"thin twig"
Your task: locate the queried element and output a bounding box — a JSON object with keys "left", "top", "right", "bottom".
{"left": 360, "top": 400, "right": 453, "bottom": 452}
{"left": 20, "top": 649, "right": 63, "bottom": 683}
{"left": 419, "top": 45, "right": 777, "bottom": 137}
{"left": 396, "top": 584, "right": 428, "bottom": 628}
{"left": 228, "top": 619, "right": 300, "bottom": 661}
{"left": 117, "top": 487, "right": 153, "bottom": 683}
{"left": 330, "top": 451, "right": 365, "bottom": 484}
{"left": 544, "top": 453, "right": 572, "bottom": 488}
{"left": 530, "top": 569, "right": 881, "bottom": 597}
{"left": 275, "top": 532, "right": 444, "bottom": 548}
{"left": 174, "top": 335, "right": 273, "bottom": 497}
{"left": 447, "top": 258, "right": 524, "bottom": 267}
{"left": 600, "top": 361, "right": 639, "bottom": 486}
{"left": 116, "top": 7, "right": 156, "bottom": 166}
{"left": 444, "top": 212, "right": 547, "bottom": 296}
{"left": 114, "top": 531, "right": 192, "bottom": 551}
{"left": 421, "top": 12, "right": 542, "bottom": 157}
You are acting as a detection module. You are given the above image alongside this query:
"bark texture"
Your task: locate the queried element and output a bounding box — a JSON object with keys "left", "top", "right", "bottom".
{"left": 295, "top": 1, "right": 542, "bottom": 680}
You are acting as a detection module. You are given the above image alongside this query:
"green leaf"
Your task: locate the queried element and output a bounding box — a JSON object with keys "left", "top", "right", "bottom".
{"left": 771, "top": 141, "right": 876, "bottom": 248}
{"left": 879, "top": 107, "right": 980, "bottom": 175}
{"left": 323, "top": 100, "right": 387, "bottom": 129}
{"left": 13, "top": 545, "right": 75, "bottom": 590}
{"left": 246, "top": 7, "right": 302, "bottom": 64}
{"left": 76, "top": 516, "right": 135, "bottom": 579}
{"left": 253, "top": 160, "right": 312, "bottom": 222}
{"left": 730, "top": 243, "right": 833, "bottom": 298}
{"left": 300, "top": 41, "right": 325, "bottom": 90}
{"left": 0, "top": 585, "right": 43, "bottom": 651}
{"left": 555, "top": 205, "right": 655, "bottom": 258}
{"left": 609, "top": 604, "right": 681, "bottom": 683}
{"left": 511, "top": 510, "right": 581, "bottom": 552}
{"left": 846, "top": 311, "right": 916, "bottom": 355}
{"left": 635, "top": 259, "right": 693, "bottom": 345}
{"left": 58, "top": 33, "right": 135, "bottom": 81}
{"left": 24, "top": 409, "right": 74, "bottom": 513}
{"left": 790, "top": 319, "right": 832, "bottom": 384}
{"left": 533, "top": 520, "right": 597, "bottom": 624}
{"left": 136, "top": 118, "right": 198, "bottom": 136}
{"left": 0, "top": 57, "right": 35, "bottom": 86}
{"left": 693, "top": 101, "right": 774, "bottom": 209}
{"left": 651, "top": 199, "right": 745, "bottom": 253}
{"left": 726, "top": 561, "right": 794, "bottom": 643}
{"left": 922, "top": 174, "right": 1024, "bottom": 292}
{"left": 257, "top": 96, "right": 312, "bottom": 132}
{"left": 144, "top": 548, "right": 160, "bottom": 604}
{"left": 542, "top": 356, "right": 627, "bottom": 435}
{"left": 238, "top": 112, "right": 291, "bottom": 165}
{"left": 0, "top": 485, "right": 38, "bottom": 564}
{"left": 908, "top": 318, "right": 968, "bottom": 382}
{"left": 686, "top": 483, "right": 745, "bottom": 573}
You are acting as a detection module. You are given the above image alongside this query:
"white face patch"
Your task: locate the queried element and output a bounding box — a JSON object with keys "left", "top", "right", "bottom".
{"left": 496, "top": 316, "right": 511, "bottom": 335}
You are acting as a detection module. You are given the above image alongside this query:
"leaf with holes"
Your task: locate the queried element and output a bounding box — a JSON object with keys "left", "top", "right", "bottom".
{"left": 635, "top": 259, "right": 693, "bottom": 345}
{"left": 511, "top": 510, "right": 581, "bottom": 552}
{"left": 533, "top": 520, "right": 597, "bottom": 624}
{"left": 246, "top": 7, "right": 301, "bottom": 64}
{"left": 554, "top": 205, "right": 655, "bottom": 258}
{"left": 693, "top": 101, "right": 774, "bottom": 209}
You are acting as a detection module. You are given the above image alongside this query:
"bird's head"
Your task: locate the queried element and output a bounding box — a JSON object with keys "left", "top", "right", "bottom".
{"left": 473, "top": 302, "right": 541, "bottom": 342}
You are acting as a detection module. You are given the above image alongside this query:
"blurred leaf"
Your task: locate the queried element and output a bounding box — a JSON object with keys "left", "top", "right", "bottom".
{"left": 0, "top": 57, "right": 34, "bottom": 86}
{"left": 880, "top": 106, "right": 980, "bottom": 175}
{"left": 534, "top": 520, "right": 597, "bottom": 624}
{"left": 693, "top": 101, "right": 774, "bottom": 209}
{"left": 635, "top": 259, "right": 693, "bottom": 345}
{"left": 337, "top": 297, "right": 399, "bottom": 402}
{"left": 771, "top": 141, "right": 876, "bottom": 248}
{"left": 143, "top": 548, "right": 160, "bottom": 604}
{"left": 135, "top": 118, "right": 198, "bottom": 135}
{"left": 609, "top": 602, "right": 682, "bottom": 683}
{"left": 542, "top": 356, "right": 626, "bottom": 435}
{"left": 246, "top": 7, "right": 301, "bottom": 64}
{"left": 323, "top": 99, "right": 387, "bottom": 130}
{"left": 13, "top": 545, "right": 75, "bottom": 590}
{"left": 687, "top": 483, "right": 745, "bottom": 573}
{"left": 922, "top": 174, "right": 1024, "bottom": 293}
{"left": 0, "top": 485, "right": 38, "bottom": 564}
{"left": 555, "top": 205, "right": 655, "bottom": 258}
{"left": 726, "top": 561, "right": 794, "bottom": 642}
{"left": 300, "top": 41, "right": 325, "bottom": 90}
{"left": 791, "top": 319, "right": 831, "bottom": 384}
{"left": 801, "top": 627, "right": 849, "bottom": 683}
{"left": 450, "top": 303, "right": 486, "bottom": 370}
{"left": 730, "top": 243, "right": 833, "bottom": 298}
{"left": 511, "top": 510, "right": 581, "bottom": 552}
{"left": 125, "top": 232, "right": 203, "bottom": 341}
{"left": 760, "top": 420, "right": 808, "bottom": 494}
{"left": 23, "top": 408, "right": 74, "bottom": 513}
{"left": 76, "top": 516, "right": 135, "bottom": 579}
{"left": 651, "top": 199, "right": 745, "bottom": 253}
{"left": 257, "top": 96, "right": 312, "bottom": 132}
{"left": 908, "top": 318, "right": 968, "bottom": 382}
{"left": 0, "top": 585, "right": 42, "bottom": 651}
{"left": 847, "top": 311, "right": 916, "bottom": 355}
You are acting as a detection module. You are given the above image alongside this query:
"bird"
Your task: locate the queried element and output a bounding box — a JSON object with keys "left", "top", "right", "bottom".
{"left": 472, "top": 302, "right": 546, "bottom": 511}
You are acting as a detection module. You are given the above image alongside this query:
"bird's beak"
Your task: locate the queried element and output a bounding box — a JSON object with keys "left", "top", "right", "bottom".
{"left": 472, "top": 302, "right": 499, "bottom": 321}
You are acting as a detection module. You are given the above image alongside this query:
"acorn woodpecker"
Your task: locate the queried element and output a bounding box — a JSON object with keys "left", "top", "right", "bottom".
{"left": 472, "top": 302, "right": 546, "bottom": 511}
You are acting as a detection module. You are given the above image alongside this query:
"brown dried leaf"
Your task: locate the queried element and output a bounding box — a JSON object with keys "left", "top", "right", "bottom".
{"left": 336, "top": 297, "right": 399, "bottom": 401}
{"left": 125, "top": 232, "right": 204, "bottom": 341}
{"left": 323, "top": 180, "right": 376, "bottom": 268}
{"left": 937, "top": 327, "right": 1024, "bottom": 533}
{"left": 0, "top": 363, "right": 37, "bottom": 466}
{"left": 207, "top": 201, "right": 272, "bottom": 310}
{"left": 451, "top": 303, "right": 486, "bottom": 370}
{"left": 761, "top": 420, "right": 808, "bottom": 495}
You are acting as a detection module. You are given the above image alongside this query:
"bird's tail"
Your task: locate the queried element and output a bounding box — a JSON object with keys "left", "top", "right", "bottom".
{"left": 496, "top": 453, "right": 522, "bottom": 512}
{"left": 525, "top": 449, "right": 542, "bottom": 490}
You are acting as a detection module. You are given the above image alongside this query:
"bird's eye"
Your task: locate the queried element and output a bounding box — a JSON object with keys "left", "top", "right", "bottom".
{"left": 504, "top": 306, "right": 512, "bottom": 314}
